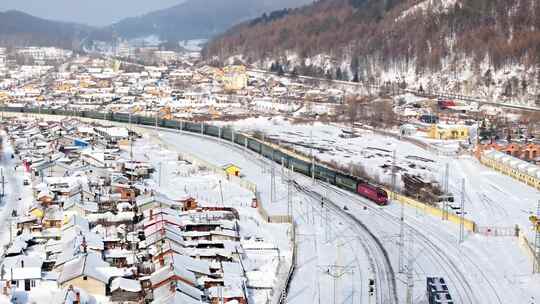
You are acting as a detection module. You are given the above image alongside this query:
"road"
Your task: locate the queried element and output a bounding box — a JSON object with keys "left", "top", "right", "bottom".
{"left": 0, "top": 133, "right": 30, "bottom": 256}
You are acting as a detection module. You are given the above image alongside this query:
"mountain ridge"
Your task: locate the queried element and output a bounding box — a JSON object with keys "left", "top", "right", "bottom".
{"left": 204, "top": 0, "right": 540, "bottom": 73}
{"left": 0, "top": 10, "right": 95, "bottom": 48}
{"left": 108, "top": 0, "right": 312, "bottom": 42}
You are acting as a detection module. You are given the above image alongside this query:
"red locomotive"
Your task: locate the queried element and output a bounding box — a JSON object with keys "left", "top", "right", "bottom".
{"left": 357, "top": 182, "right": 388, "bottom": 205}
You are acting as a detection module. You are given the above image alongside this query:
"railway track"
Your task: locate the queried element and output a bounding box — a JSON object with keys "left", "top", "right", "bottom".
{"left": 315, "top": 181, "right": 503, "bottom": 304}
{"left": 293, "top": 181, "right": 399, "bottom": 304}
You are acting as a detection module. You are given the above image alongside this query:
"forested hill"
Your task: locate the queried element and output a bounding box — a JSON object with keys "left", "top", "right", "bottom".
{"left": 0, "top": 10, "right": 95, "bottom": 48}
{"left": 204, "top": 0, "right": 540, "bottom": 74}
{"left": 109, "top": 0, "right": 311, "bottom": 42}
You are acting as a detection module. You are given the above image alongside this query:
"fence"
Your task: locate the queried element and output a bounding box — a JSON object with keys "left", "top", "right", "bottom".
{"left": 476, "top": 226, "right": 518, "bottom": 237}
{"left": 386, "top": 189, "right": 477, "bottom": 232}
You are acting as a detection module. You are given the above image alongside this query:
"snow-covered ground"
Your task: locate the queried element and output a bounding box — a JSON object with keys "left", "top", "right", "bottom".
{"left": 215, "top": 116, "right": 539, "bottom": 229}
{"left": 138, "top": 123, "right": 540, "bottom": 304}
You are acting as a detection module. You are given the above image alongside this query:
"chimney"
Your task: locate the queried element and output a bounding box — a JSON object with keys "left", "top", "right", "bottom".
{"left": 159, "top": 255, "right": 165, "bottom": 267}
{"left": 150, "top": 209, "right": 153, "bottom": 220}
{"left": 82, "top": 236, "right": 87, "bottom": 253}
{"left": 20, "top": 260, "right": 24, "bottom": 268}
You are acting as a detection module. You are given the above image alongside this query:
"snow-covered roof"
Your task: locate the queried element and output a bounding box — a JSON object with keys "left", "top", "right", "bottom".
{"left": 0, "top": 255, "right": 43, "bottom": 280}
{"left": 151, "top": 290, "right": 202, "bottom": 304}
{"left": 57, "top": 252, "right": 110, "bottom": 284}
{"left": 110, "top": 277, "right": 142, "bottom": 293}
{"left": 483, "top": 149, "right": 540, "bottom": 178}
{"left": 150, "top": 263, "right": 197, "bottom": 286}
{"left": 164, "top": 254, "right": 211, "bottom": 276}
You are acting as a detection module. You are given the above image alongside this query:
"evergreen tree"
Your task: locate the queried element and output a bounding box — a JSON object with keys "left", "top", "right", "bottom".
{"left": 352, "top": 71, "right": 359, "bottom": 82}
{"left": 350, "top": 56, "right": 359, "bottom": 76}
{"left": 336, "top": 67, "right": 343, "bottom": 80}
{"left": 291, "top": 67, "right": 299, "bottom": 78}
{"left": 326, "top": 70, "right": 333, "bottom": 80}
{"left": 277, "top": 64, "right": 285, "bottom": 76}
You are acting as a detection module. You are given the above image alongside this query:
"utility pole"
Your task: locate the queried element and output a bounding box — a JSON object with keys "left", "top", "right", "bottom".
{"left": 158, "top": 161, "right": 162, "bottom": 187}
{"left": 1, "top": 168, "right": 4, "bottom": 198}
{"left": 271, "top": 165, "right": 276, "bottom": 203}
{"left": 310, "top": 130, "right": 315, "bottom": 182}
{"left": 287, "top": 171, "right": 293, "bottom": 219}
{"left": 459, "top": 178, "right": 465, "bottom": 243}
{"left": 8, "top": 218, "right": 12, "bottom": 243}
{"left": 405, "top": 228, "right": 415, "bottom": 304}
{"left": 325, "top": 201, "right": 330, "bottom": 243}
{"left": 321, "top": 264, "right": 355, "bottom": 304}
{"left": 534, "top": 200, "right": 540, "bottom": 273}
{"left": 219, "top": 180, "right": 224, "bottom": 207}
{"left": 442, "top": 163, "right": 450, "bottom": 221}
{"left": 395, "top": 150, "right": 405, "bottom": 274}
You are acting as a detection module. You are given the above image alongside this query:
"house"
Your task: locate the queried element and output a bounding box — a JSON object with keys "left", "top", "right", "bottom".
{"left": 150, "top": 263, "right": 202, "bottom": 303}
{"left": 137, "top": 195, "right": 182, "bottom": 212}
{"left": 110, "top": 277, "right": 142, "bottom": 303}
{"left": 63, "top": 198, "right": 99, "bottom": 216}
{"left": 16, "top": 215, "right": 39, "bottom": 232}
{"left": 151, "top": 290, "right": 204, "bottom": 304}
{"left": 0, "top": 255, "right": 43, "bottom": 291}
{"left": 222, "top": 164, "right": 240, "bottom": 177}
{"left": 207, "top": 285, "right": 246, "bottom": 304}
{"left": 399, "top": 124, "right": 417, "bottom": 137}
{"left": 57, "top": 253, "right": 111, "bottom": 296}
{"left": 42, "top": 206, "right": 63, "bottom": 228}
{"left": 37, "top": 189, "right": 55, "bottom": 205}
{"left": 427, "top": 124, "right": 469, "bottom": 140}
{"left": 43, "top": 176, "right": 81, "bottom": 197}
{"left": 158, "top": 254, "right": 212, "bottom": 279}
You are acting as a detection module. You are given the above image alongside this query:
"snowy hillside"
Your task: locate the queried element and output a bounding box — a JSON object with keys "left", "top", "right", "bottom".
{"left": 208, "top": 0, "right": 540, "bottom": 106}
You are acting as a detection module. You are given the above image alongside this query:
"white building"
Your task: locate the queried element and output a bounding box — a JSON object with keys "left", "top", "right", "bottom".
{"left": 154, "top": 51, "right": 177, "bottom": 63}
{"left": 17, "top": 47, "right": 72, "bottom": 62}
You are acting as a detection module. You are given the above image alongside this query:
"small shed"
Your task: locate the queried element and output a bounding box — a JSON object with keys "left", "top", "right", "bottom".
{"left": 399, "top": 124, "right": 417, "bottom": 137}
{"left": 223, "top": 164, "right": 240, "bottom": 176}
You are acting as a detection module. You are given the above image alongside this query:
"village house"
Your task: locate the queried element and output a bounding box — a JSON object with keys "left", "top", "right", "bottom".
{"left": 57, "top": 253, "right": 111, "bottom": 297}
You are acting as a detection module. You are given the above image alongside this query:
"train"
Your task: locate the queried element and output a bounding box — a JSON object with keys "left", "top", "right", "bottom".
{"left": 1, "top": 107, "right": 390, "bottom": 206}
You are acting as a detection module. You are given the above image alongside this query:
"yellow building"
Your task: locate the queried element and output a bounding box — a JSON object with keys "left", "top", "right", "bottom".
{"left": 223, "top": 164, "right": 241, "bottom": 176}
{"left": 58, "top": 254, "right": 109, "bottom": 297}
{"left": 480, "top": 149, "right": 540, "bottom": 190}
{"left": 222, "top": 65, "right": 248, "bottom": 92}
{"left": 427, "top": 124, "right": 469, "bottom": 140}
{"left": 29, "top": 207, "right": 44, "bottom": 219}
